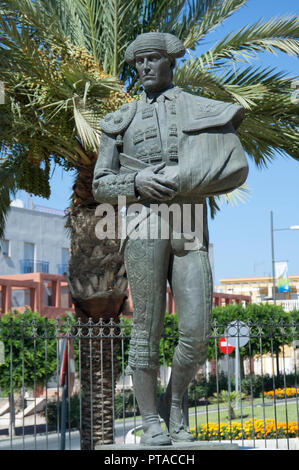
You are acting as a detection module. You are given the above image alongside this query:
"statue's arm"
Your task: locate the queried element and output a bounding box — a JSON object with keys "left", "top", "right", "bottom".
{"left": 92, "top": 133, "right": 139, "bottom": 205}
{"left": 177, "top": 122, "right": 248, "bottom": 197}
{"left": 194, "top": 124, "right": 248, "bottom": 196}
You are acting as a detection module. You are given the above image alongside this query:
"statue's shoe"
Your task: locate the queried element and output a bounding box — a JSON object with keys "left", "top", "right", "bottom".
{"left": 169, "top": 420, "right": 195, "bottom": 443}
{"left": 157, "top": 393, "right": 171, "bottom": 430}
{"left": 140, "top": 429, "right": 172, "bottom": 446}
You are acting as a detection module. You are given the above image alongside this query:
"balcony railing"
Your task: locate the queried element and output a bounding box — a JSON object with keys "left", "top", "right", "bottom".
{"left": 281, "top": 299, "right": 299, "bottom": 312}
{"left": 20, "top": 259, "right": 49, "bottom": 274}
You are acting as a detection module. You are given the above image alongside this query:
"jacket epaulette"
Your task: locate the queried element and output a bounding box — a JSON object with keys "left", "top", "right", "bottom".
{"left": 99, "top": 100, "right": 137, "bottom": 135}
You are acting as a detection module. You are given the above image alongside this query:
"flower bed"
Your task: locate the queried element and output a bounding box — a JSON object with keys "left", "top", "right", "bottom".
{"left": 263, "top": 387, "right": 298, "bottom": 400}
{"left": 191, "top": 419, "right": 298, "bottom": 441}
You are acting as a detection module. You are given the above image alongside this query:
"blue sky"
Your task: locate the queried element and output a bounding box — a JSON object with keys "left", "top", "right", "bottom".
{"left": 15, "top": 0, "right": 299, "bottom": 285}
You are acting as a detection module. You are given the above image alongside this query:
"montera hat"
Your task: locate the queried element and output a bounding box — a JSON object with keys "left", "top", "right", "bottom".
{"left": 124, "top": 32, "right": 185, "bottom": 65}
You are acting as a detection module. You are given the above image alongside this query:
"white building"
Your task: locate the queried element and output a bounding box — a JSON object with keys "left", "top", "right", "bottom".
{"left": 0, "top": 200, "right": 70, "bottom": 308}
{"left": 0, "top": 200, "right": 70, "bottom": 277}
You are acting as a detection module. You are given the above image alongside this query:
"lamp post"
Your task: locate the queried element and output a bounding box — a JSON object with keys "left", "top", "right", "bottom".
{"left": 270, "top": 210, "right": 299, "bottom": 305}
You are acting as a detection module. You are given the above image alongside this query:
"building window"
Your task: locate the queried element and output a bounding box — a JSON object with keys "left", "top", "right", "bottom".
{"left": 1, "top": 239, "right": 10, "bottom": 257}
{"left": 21, "top": 242, "right": 35, "bottom": 273}
{"left": 24, "top": 242, "right": 35, "bottom": 260}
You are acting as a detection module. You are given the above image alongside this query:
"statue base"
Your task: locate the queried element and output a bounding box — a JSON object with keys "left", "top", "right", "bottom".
{"left": 95, "top": 441, "right": 239, "bottom": 451}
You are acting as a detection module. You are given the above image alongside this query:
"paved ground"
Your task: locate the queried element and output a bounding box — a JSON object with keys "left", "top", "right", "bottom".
{"left": 0, "top": 414, "right": 139, "bottom": 450}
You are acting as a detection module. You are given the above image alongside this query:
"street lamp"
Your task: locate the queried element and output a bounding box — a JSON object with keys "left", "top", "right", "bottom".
{"left": 270, "top": 211, "right": 299, "bottom": 304}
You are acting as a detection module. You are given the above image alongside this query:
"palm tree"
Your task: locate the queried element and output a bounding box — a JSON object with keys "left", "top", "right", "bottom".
{"left": 0, "top": 0, "right": 130, "bottom": 448}
{"left": 0, "top": 0, "right": 298, "bottom": 449}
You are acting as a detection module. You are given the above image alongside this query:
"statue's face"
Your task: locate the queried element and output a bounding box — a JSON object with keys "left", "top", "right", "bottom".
{"left": 135, "top": 50, "right": 173, "bottom": 93}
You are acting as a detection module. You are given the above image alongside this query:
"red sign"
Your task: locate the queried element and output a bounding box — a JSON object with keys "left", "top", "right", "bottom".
{"left": 59, "top": 336, "right": 75, "bottom": 394}
{"left": 219, "top": 336, "right": 235, "bottom": 355}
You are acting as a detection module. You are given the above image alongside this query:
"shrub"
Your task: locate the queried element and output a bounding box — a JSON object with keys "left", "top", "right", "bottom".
{"left": 209, "top": 390, "right": 246, "bottom": 404}
{"left": 43, "top": 393, "right": 80, "bottom": 429}
{"left": 188, "top": 373, "right": 299, "bottom": 402}
{"left": 114, "top": 390, "right": 139, "bottom": 419}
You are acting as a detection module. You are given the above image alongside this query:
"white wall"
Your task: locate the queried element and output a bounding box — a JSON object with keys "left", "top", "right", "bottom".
{"left": 0, "top": 205, "right": 70, "bottom": 276}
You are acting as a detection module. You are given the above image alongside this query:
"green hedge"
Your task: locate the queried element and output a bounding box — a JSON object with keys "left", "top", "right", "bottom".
{"left": 42, "top": 393, "right": 80, "bottom": 429}
{"left": 187, "top": 372, "right": 299, "bottom": 405}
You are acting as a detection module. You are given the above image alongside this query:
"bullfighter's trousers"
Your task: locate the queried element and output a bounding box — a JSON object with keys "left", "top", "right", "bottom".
{"left": 124, "top": 204, "right": 213, "bottom": 375}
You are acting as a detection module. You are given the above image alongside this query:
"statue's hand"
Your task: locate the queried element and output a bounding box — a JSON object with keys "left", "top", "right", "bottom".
{"left": 160, "top": 165, "right": 180, "bottom": 189}
{"left": 135, "top": 163, "right": 178, "bottom": 200}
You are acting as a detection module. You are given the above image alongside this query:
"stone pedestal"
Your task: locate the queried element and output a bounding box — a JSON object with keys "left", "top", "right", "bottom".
{"left": 95, "top": 441, "right": 239, "bottom": 451}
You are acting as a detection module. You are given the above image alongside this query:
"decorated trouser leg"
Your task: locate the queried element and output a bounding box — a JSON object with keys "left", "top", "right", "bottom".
{"left": 163, "top": 249, "right": 213, "bottom": 441}
{"left": 124, "top": 228, "right": 212, "bottom": 444}
{"left": 132, "top": 368, "right": 172, "bottom": 445}
{"left": 124, "top": 236, "right": 172, "bottom": 445}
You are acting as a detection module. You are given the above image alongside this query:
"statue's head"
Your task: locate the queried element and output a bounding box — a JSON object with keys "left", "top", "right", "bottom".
{"left": 125, "top": 32, "right": 185, "bottom": 93}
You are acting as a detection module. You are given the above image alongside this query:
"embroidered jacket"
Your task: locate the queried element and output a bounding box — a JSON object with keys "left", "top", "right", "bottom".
{"left": 93, "top": 86, "right": 248, "bottom": 206}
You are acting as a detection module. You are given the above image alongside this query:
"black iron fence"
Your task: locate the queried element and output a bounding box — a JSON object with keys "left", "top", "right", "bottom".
{"left": 0, "top": 313, "right": 298, "bottom": 450}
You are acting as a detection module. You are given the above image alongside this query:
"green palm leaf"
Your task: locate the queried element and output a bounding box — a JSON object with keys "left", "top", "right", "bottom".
{"left": 211, "top": 16, "right": 299, "bottom": 63}
{"left": 0, "top": 156, "right": 21, "bottom": 239}
{"left": 208, "top": 184, "right": 250, "bottom": 219}
{"left": 218, "top": 184, "right": 250, "bottom": 206}
{"left": 181, "top": 0, "right": 248, "bottom": 49}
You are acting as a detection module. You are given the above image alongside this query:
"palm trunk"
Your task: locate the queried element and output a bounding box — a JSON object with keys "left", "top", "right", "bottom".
{"left": 79, "top": 335, "right": 119, "bottom": 448}
{"left": 228, "top": 402, "right": 236, "bottom": 421}
{"left": 66, "top": 164, "right": 128, "bottom": 449}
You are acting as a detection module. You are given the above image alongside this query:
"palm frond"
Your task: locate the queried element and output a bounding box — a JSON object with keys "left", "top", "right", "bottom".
{"left": 174, "top": 59, "right": 224, "bottom": 93}
{"left": 72, "top": 98, "right": 101, "bottom": 152}
{"left": 57, "top": 0, "right": 105, "bottom": 61}
{"left": 0, "top": 156, "right": 21, "bottom": 239}
{"left": 0, "top": 0, "right": 67, "bottom": 48}
{"left": 182, "top": 0, "right": 249, "bottom": 49}
{"left": 210, "top": 15, "right": 299, "bottom": 63}
{"left": 218, "top": 184, "right": 250, "bottom": 206}
{"left": 98, "top": 0, "right": 141, "bottom": 76}
{"left": 208, "top": 184, "right": 250, "bottom": 218}
{"left": 207, "top": 195, "right": 220, "bottom": 219}
{"left": 40, "top": 0, "right": 141, "bottom": 76}
{"left": 174, "top": 58, "right": 299, "bottom": 165}
{"left": 0, "top": 3, "right": 125, "bottom": 170}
